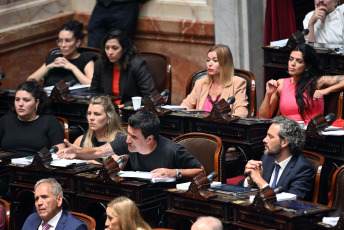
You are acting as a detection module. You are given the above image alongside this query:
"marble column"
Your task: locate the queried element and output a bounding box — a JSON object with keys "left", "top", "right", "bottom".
{"left": 214, "top": 0, "right": 265, "bottom": 110}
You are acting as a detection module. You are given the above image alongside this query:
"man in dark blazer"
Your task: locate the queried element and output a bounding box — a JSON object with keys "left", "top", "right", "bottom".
{"left": 241, "top": 116, "right": 315, "bottom": 201}
{"left": 22, "top": 178, "right": 86, "bottom": 230}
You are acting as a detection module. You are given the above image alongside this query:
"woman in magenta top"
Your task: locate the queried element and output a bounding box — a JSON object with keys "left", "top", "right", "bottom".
{"left": 259, "top": 44, "right": 344, "bottom": 125}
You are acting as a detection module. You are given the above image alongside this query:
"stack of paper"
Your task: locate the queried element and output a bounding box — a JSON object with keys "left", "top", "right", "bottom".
{"left": 276, "top": 192, "right": 297, "bottom": 201}
{"left": 176, "top": 181, "right": 221, "bottom": 190}
{"left": 118, "top": 171, "right": 176, "bottom": 183}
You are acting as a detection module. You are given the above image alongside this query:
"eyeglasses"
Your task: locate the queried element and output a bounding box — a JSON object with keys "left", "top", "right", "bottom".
{"left": 56, "top": 39, "right": 75, "bottom": 46}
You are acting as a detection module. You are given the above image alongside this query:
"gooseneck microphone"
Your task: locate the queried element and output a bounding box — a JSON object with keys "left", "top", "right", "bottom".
{"left": 155, "top": 89, "right": 169, "bottom": 102}
{"left": 325, "top": 113, "right": 336, "bottom": 126}
{"left": 66, "top": 80, "right": 76, "bottom": 87}
{"left": 207, "top": 171, "right": 218, "bottom": 183}
{"left": 49, "top": 146, "right": 59, "bottom": 154}
{"left": 227, "top": 96, "right": 236, "bottom": 105}
{"left": 274, "top": 186, "right": 285, "bottom": 194}
{"left": 302, "top": 29, "right": 309, "bottom": 36}
{"left": 0, "top": 72, "right": 5, "bottom": 80}
{"left": 116, "top": 156, "right": 127, "bottom": 165}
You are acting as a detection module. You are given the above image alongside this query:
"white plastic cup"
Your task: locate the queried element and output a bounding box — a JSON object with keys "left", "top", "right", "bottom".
{"left": 132, "top": 96, "right": 142, "bottom": 110}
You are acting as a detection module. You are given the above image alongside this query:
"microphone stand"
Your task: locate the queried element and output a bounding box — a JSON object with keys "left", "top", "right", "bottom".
{"left": 203, "top": 98, "right": 239, "bottom": 123}
{"left": 305, "top": 113, "right": 328, "bottom": 140}
{"left": 248, "top": 185, "right": 281, "bottom": 213}
{"left": 26, "top": 147, "right": 54, "bottom": 171}
{"left": 50, "top": 80, "right": 76, "bottom": 104}
{"left": 178, "top": 174, "right": 217, "bottom": 201}
{"left": 141, "top": 90, "right": 171, "bottom": 116}
{"left": 93, "top": 157, "right": 123, "bottom": 183}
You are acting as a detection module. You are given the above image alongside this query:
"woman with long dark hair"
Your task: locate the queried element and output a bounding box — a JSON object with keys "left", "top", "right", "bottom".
{"left": 90, "top": 29, "right": 155, "bottom": 108}
{"left": 259, "top": 44, "right": 344, "bottom": 125}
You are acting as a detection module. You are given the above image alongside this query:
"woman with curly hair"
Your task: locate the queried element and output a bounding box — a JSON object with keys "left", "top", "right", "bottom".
{"left": 259, "top": 44, "right": 344, "bottom": 125}
{"left": 90, "top": 29, "right": 155, "bottom": 108}
{"left": 105, "top": 196, "right": 151, "bottom": 230}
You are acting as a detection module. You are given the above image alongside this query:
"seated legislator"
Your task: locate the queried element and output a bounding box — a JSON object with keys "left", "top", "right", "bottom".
{"left": 259, "top": 44, "right": 344, "bottom": 125}
{"left": 105, "top": 196, "right": 151, "bottom": 230}
{"left": 27, "top": 20, "right": 97, "bottom": 86}
{"left": 240, "top": 116, "right": 315, "bottom": 201}
{"left": 0, "top": 80, "right": 65, "bottom": 158}
{"left": 73, "top": 96, "right": 126, "bottom": 164}
{"left": 58, "top": 111, "right": 205, "bottom": 180}
{"left": 191, "top": 216, "right": 223, "bottom": 230}
{"left": 303, "top": 0, "right": 344, "bottom": 44}
{"left": 90, "top": 29, "right": 156, "bottom": 108}
{"left": 22, "top": 178, "right": 86, "bottom": 230}
{"left": 181, "top": 44, "right": 248, "bottom": 117}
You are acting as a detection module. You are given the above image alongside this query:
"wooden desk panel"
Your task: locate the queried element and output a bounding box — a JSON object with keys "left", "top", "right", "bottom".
{"left": 166, "top": 188, "right": 333, "bottom": 230}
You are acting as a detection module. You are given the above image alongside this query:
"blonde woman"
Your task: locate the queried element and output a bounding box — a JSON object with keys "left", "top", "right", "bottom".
{"left": 73, "top": 96, "right": 125, "bottom": 163}
{"left": 181, "top": 44, "right": 248, "bottom": 117}
{"left": 105, "top": 196, "right": 151, "bottom": 230}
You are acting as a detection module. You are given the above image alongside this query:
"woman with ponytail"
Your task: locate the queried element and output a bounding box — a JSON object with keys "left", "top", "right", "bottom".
{"left": 259, "top": 44, "right": 344, "bottom": 125}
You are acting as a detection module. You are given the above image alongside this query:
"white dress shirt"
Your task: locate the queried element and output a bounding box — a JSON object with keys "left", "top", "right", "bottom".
{"left": 38, "top": 210, "right": 62, "bottom": 230}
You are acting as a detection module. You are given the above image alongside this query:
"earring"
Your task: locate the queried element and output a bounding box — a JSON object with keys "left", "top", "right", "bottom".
{"left": 35, "top": 106, "right": 38, "bottom": 110}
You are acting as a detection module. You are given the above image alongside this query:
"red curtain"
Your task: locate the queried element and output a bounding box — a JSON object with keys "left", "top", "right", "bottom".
{"left": 264, "top": 0, "right": 297, "bottom": 46}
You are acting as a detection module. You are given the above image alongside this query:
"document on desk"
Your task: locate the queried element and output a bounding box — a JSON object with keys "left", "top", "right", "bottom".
{"left": 11, "top": 156, "right": 34, "bottom": 165}
{"left": 118, "top": 171, "right": 176, "bottom": 183}
{"left": 11, "top": 154, "right": 87, "bottom": 167}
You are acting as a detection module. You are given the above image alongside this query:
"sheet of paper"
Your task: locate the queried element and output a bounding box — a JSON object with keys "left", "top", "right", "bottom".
{"left": 118, "top": 171, "right": 176, "bottom": 183}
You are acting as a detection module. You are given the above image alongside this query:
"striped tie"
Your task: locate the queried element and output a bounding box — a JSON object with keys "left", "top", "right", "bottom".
{"left": 42, "top": 222, "right": 51, "bottom": 230}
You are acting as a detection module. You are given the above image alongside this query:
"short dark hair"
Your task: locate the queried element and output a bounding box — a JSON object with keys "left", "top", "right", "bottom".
{"left": 100, "top": 29, "right": 138, "bottom": 69}
{"left": 59, "top": 20, "right": 85, "bottom": 41}
{"left": 128, "top": 111, "right": 160, "bottom": 140}
{"left": 16, "top": 80, "right": 49, "bottom": 114}
{"left": 271, "top": 116, "right": 305, "bottom": 155}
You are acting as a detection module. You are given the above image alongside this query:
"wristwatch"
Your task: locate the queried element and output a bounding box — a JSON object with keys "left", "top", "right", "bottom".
{"left": 175, "top": 169, "right": 182, "bottom": 179}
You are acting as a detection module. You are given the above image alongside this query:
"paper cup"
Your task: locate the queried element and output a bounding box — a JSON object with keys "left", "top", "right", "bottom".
{"left": 132, "top": 96, "right": 142, "bottom": 110}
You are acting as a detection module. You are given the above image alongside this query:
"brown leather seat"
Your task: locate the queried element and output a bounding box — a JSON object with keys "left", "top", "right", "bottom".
{"left": 0, "top": 199, "right": 10, "bottom": 230}
{"left": 70, "top": 211, "right": 96, "bottom": 230}
{"left": 56, "top": 116, "right": 69, "bottom": 141}
{"left": 186, "top": 69, "right": 256, "bottom": 117}
{"left": 140, "top": 52, "right": 172, "bottom": 104}
{"left": 324, "top": 91, "right": 343, "bottom": 119}
{"left": 303, "top": 150, "right": 325, "bottom": 203}
{"left": 328, "top": 164, "right": 344, "bottom": 217}
{"left": 173, "top": 133, "right": 224, "bottom": 183}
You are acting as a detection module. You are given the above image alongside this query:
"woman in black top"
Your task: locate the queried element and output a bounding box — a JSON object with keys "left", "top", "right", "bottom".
{"left": 27, "top": 20, "right": 97, "bottom": 86}
{"left": 73, "top": 96, "right": 125, "bottom": 164}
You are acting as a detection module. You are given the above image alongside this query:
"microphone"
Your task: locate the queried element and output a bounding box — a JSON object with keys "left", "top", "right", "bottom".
{"left": 207, "top": 171, "right": 218, "bottom": 183}
{"left": 274, "top": 186, "right": 285, "bottom": 194}
{"left": 302, "top": 29, "right": 309, "bottom": 36}
{"left": 0, "top": 72, "right": 4, "bottom": 80}
{"left": 155, "top": 89, "right": 169, "bottom": 102}
{"left": 116, "top": 156, "right": 127, "bottom": 165}
{"left": 227, "top": 96, "right": 235, "bottom": 105}
{"left": 66, "top": 80, "right": 76, "bottom": 87}
{"left": 49, "top": 146, "right": 59, "bottom": 154}
{"left": 325, "top": 113, "right": 336, "bottom": 126}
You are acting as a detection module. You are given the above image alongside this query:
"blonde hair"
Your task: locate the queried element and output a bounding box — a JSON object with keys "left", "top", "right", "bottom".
{"left": 107, "top": 196, "right": 152, "bottom": 230}
{"left": 205, "top": 44, "right": 234, "bottom": 88}
{"left": 83, "top": 96, "right": 125, "bottom": 148}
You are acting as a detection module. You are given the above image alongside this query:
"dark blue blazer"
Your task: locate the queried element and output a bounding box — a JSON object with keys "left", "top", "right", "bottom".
{"left": 261, "top": 153, "right": 315, "bottom": 201}
{"left": 22, "top": 210, "right": 87, "bottom": 230}
{"left": 238, "top": 153, "right": 315, "bottom": 201}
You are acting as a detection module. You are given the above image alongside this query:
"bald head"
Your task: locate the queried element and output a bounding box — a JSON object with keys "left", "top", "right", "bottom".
{"left": 191, "top": 216, "right": 223, "bottom": 230}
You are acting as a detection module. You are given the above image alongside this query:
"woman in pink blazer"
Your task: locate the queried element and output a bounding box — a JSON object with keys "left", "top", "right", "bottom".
{"left": 181, "top": 44, "right": 248, "bottom": 117}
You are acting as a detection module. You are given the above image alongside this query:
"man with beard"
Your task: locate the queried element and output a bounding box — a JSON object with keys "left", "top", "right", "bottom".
{"left": 57, "top": 111, "right": 204, "bottom": 180}
{"left": 240, "top": 116, "right": 315, "bottom": 201}
{"left": 303, "top": 0, "right": 344, "bottom": 44}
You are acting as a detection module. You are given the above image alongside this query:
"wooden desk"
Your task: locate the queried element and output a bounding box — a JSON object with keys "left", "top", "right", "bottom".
{"left": 8, "top": 163, "right": 101, "bottom": 230}
{"left": 166, "top": 188, "right": 333, "bottom": 230}
{"left": 75, "top": 172, "right": 175, "bottom": 230}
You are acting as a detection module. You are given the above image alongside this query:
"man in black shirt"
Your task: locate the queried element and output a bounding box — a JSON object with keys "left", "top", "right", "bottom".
{"left": 58, "top": 111, "right": 204, "bottom": 180}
